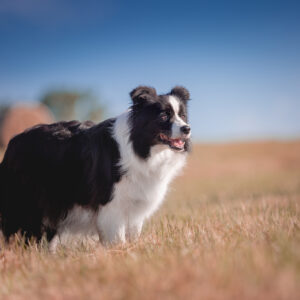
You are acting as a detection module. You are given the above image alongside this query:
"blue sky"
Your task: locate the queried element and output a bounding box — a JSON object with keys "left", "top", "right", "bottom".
{"left": 0, "top": 0, "right": 299, "bottom": 141}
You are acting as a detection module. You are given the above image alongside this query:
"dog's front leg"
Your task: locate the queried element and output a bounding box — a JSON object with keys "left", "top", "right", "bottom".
{"left": 97, "top": 202, "right": 126, "bottom": 246}
{"left": 126, "top": 218, "right": 143, "bottom": 242}
{"left": 98, "top": 222, "right": 126, "bottom": 246}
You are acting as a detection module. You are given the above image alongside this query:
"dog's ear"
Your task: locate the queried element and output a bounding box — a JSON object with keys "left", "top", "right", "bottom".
{"left": 130, "top": 86, "right": 157, "bottom": 105}
{"left": 170, "top": 86, "right": 190, "bottom": 102}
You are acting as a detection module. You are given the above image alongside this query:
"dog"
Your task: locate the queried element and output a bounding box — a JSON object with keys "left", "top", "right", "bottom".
{"left": 0, "top": 86, "right": 191, "bottom": 249}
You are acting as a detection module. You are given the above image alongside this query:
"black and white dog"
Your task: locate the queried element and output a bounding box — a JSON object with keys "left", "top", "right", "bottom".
{"left": 0, "top": 86, "right": 191, "bottom": 249}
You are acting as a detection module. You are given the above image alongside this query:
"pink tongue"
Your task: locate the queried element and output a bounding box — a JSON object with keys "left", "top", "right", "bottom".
{"left": 172, "top": 139, "right": 185, "bottom": 148}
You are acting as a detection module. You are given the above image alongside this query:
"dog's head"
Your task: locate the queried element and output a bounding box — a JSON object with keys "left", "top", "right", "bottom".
{"left": 129, "top": 86, "right": 191, "bottom": 158}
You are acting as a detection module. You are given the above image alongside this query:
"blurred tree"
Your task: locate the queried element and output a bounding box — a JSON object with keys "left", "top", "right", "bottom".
{"left": 40, "top": 89, "right": 104, "bottom": 122}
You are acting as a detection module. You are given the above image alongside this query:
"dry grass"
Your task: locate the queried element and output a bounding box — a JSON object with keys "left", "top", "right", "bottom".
{"left": 1, "top": 141, "right": 300, "bottom": 300}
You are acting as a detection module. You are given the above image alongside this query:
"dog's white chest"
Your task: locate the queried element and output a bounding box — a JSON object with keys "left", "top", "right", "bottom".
{"left": 114, "top": 146, "right": 186, "bottom": 219}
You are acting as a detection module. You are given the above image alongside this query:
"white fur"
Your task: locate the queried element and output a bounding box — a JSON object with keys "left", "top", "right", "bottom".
{"left": 52, "top": 108, "right": 187, "bottom": 249}
{"left": 48, "top": 205, "right": 98, "bottom": 252}
{"left": 58, "top": 206, "right": 97, "bottom": 235}
{"left": 169, "top": 96, "right": 190, "bottom": 138}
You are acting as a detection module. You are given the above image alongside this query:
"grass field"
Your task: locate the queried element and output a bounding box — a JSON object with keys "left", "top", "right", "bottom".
{"left": 1, "top": 141, "right": 300, "bottom": 299}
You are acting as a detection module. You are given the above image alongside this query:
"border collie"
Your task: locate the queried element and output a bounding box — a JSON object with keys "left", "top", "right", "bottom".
{"left": 0, "top": 86, "right": 191, "bottom": 249}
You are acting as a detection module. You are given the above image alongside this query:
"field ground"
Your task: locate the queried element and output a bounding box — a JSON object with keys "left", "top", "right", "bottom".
{"left": 0, "top": 141, "right": 300, "bottom": 299}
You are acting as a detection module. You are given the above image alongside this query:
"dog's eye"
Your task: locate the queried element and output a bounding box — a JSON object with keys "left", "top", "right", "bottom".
{"left": 160, "top": 111, "right": 169, "bottom": 121}
{"left": 179, "top": 113, "right": 186, "bottom": 119}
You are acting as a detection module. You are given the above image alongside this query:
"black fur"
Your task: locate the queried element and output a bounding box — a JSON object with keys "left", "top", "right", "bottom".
{"left": 130, "top": 86, "right": 157, "bottom": 106}
{"left": 0, "top": 119, "right": 122, "bottom": 241}
{"left": 170, "top": 86, "right": 190, "bottom": 103}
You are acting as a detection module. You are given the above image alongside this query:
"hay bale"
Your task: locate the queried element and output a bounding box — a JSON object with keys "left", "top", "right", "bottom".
{"left": 0, "top": 103, "right": 54, "bottom": 147}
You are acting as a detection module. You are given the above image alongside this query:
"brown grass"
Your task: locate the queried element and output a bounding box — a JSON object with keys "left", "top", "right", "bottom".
{"left": 1, "top": 141, "right": 300, "bottom": 300}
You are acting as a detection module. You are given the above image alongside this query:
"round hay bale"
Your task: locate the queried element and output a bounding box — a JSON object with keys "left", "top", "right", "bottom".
{"left": 0, "top": 103, "right": 54, "bottom": 147}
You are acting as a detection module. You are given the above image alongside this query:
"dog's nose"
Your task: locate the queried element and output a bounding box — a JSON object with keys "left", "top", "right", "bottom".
{"left": 180, "top": 125, "right": 191, "bottom": 135}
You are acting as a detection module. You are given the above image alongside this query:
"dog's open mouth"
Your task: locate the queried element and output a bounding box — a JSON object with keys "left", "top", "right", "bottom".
{"left": 159, "top": 133, "right": 185, "bottom": 151}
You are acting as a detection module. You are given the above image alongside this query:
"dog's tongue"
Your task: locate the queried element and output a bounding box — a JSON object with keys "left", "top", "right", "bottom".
{"left": 171, "top": 138, "right": 185, "bottom": 149}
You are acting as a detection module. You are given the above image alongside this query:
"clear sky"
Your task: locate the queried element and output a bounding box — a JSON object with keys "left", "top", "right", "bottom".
{"left": 0, "top": 0, "right": 299, "bottom": 141}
